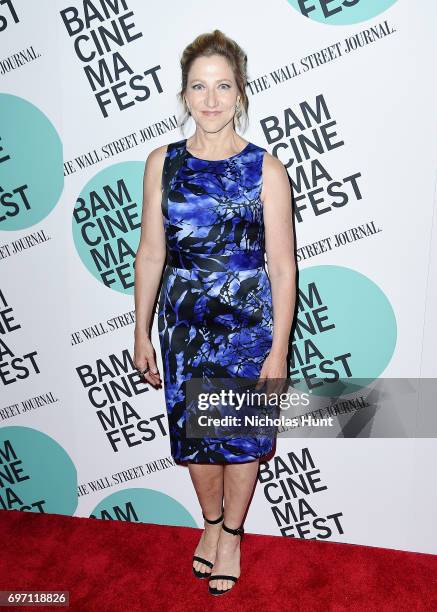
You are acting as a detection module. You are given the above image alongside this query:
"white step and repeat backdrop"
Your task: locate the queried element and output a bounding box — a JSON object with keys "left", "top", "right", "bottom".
{"left": 1, "top": 0, "right": 436, "bottom": 554}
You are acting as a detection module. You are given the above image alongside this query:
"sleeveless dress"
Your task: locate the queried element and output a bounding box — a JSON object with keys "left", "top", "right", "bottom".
{"left": 157, "top": 137, "right": 275, "bottom": 463}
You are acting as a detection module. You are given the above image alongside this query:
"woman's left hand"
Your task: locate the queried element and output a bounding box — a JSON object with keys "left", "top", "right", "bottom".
{"left": 255, "top": 351, "right": 288, "bottom": 396}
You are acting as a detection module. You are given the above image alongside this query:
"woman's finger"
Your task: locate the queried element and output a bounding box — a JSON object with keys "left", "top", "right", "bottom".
{"left": 255, "top": 372, "right": 266, "bottom": 391}
{"left": 140, "top": 360, "right": 162, "bottom": 387}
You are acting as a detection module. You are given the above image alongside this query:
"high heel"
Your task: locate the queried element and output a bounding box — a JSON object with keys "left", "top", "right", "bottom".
{"left": 192, "top": 509, "right": 224, "bottom": 579}
{"left": 208, "top": 522, "right": 244, "bottom": 596}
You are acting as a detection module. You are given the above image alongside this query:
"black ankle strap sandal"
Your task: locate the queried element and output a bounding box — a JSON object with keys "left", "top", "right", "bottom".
{"left": 192, "top": 508, "right": 224, "bottom": 579}
{"left": 202, "top": 510, "right": 224, "bottom": 524}
{"left": 221, "top": 522, "right": 244, "bottom": 540}
{"left": 208, "top": 521, "right": 244, "bottom": 596}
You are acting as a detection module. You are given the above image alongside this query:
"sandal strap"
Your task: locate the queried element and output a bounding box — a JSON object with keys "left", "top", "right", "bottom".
{"left": 202, "top": 508, "right": 224, "bottom": 524}
{"left": 192, "top": 556, "right": 214, "bottom": 569}
{"left": 208, "top": 574, "right": 238, "bottom": 582}
{"left": 222, "top": 522, "right": 244, "bottom": 536}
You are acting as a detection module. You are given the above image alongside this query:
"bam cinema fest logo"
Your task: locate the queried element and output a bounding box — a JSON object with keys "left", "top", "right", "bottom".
{"left": 72, "top": 161, "right": 144, "bottom": 293}
{"left": 59, "top": 0, "right": 163, "bottom": 118}
{"left": 259, "top": 447, "right": 344, "bottom": 539}
{"left": 290, "top": 265, "right": 397, "bottom": 395}
{"left": 287, "top": 0, "right": 399, "bottom": 24}
{"left": 0, "top": 426, "right": 77, "bottom": 514}
{"left": 90, "top": 488, "right": 196, "bottom": 527}
{"left": 75, "top": 348, "right": 167, "bottom": 452}
{"left": 261, "top": 93, "right": 362, "bottom": 225}
{"left": 0, "top": 94, "right": 63, "bottom": 231}
{"left": 0, "top": 289, "right": 40, "bottom": 388}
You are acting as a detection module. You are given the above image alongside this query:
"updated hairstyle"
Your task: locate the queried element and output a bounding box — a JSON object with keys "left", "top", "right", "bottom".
{"left": 178, "top": 29, "right": 250, "bottom": 134}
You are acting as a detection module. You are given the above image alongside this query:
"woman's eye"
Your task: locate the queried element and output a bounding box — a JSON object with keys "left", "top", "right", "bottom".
{"left": 191, "top": 84, "right": 230, "bottom": 90}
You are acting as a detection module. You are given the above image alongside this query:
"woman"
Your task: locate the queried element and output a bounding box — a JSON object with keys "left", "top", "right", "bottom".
{"left": 133, "top": 30, "right": 296, "bottom": 596}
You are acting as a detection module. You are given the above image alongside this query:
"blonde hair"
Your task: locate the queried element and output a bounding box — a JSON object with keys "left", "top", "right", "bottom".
{"left": 178, "top": 29, "right": 249, "bottom": 134}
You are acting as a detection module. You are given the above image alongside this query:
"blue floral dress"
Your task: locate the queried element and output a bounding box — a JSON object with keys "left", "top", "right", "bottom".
{"left": 157, "top": 138, "right": 275, "bottom": 463}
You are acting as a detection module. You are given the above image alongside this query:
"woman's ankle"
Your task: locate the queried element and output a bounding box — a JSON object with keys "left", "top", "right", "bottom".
{"left": 218, "top": 530, "right": 241, "bottom": 547}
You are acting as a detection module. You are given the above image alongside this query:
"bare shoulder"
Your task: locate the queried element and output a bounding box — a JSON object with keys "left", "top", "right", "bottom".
{"left": 262, "top": 150, "right": 288, "bottom": 177}
{"left": 145, "top": 143, "right": 168, "bottom": 170}
{"left": 260, "top": 150, "right": 290, "bottom": 201}
{"left": 143, "top": 143, "right": 169, "bottom": 189}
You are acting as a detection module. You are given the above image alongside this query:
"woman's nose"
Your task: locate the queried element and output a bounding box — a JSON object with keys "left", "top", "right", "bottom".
{"left": 205, "top": 92, "right": 218, "bottom": 108}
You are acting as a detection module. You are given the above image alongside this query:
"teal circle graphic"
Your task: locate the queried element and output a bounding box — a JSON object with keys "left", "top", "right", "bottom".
{"left": 90, "top": 488, "right": 197, "bottom": 527}
{"left": 0, "top": 426, "right": 77, "bottom": 514}
{"left": 292, "top": 265, "right": 397, "bottom": 395}
{"left": 287, "top": 0, "right": 398, "bottom": 25}
{"left": 72, "top": 161, "right": 144, "bottom": 294}
{"left": 0, "top": 93, "right": 63, "bottom": 230}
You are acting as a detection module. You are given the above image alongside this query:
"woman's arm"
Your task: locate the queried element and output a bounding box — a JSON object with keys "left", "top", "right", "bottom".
{"left": 133, "top": 144, "right": 167, "bottom": 386}
{"left": 261, "top": 152, "right": 297, "bottom": 370}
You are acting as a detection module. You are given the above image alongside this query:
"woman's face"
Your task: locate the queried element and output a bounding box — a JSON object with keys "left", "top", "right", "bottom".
{"left": 184, "top": 54, "right": 240, "bottom": 133}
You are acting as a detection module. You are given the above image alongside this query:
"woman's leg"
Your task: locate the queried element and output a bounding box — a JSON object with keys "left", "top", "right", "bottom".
{"left": 189, "top": 463, "right": 225, "bottom": 575}
{"left": 209, "top": 460, "right": 260, "bottom": 592}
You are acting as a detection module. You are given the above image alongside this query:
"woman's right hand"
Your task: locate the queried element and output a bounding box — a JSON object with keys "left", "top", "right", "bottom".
{"left": 133, "top": 332, "right": 162, "bottom": 389}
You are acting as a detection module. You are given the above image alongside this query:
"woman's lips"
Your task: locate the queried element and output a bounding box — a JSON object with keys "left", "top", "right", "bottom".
{"left": 202, "top": 111, "right": 222, "bottom": 116}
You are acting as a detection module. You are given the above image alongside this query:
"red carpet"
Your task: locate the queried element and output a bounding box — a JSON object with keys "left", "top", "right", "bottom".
{"left": 1, "top": 509, "right": 436, "bottom": 611}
